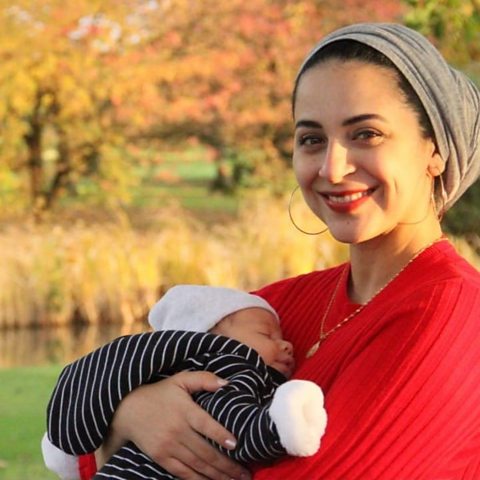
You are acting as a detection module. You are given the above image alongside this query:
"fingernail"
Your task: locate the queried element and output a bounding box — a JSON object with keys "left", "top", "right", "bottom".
{"left": 218, "top": 378, "right": 228, "bottom": 386}
{"left": 225, "top": 438, "right": 237, "bottom": 449}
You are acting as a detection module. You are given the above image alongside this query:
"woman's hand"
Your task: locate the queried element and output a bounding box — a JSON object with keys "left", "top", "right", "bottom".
{"left": 108, "top": 371, "right": 251, "bottom": 480}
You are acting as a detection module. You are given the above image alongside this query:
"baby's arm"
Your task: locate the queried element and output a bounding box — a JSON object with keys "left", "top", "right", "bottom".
{"left": 46, "top": 331, "right": 240, "bottom": 454}
{"left": 43, "top": 331, "right": 250, "bottom": 478}
{"left": 196, "top": 355, "right": 326, "bottom": 463}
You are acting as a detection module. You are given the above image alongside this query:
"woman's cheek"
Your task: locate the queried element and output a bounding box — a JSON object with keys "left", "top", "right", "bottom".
{"left": 293, "top": 159, "right": 312, "bottom": 186}
{"left": 292, "top": 155, "right": 301, "bottom": 178}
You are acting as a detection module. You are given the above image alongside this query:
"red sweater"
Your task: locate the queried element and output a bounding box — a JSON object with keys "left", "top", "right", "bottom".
{"left": 252, "top": 240, "right": 480, "bottom": 479}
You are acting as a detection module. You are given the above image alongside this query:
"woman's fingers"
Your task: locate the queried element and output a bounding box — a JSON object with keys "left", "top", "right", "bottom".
{"left": 164, "top": 436, "right": 247, "bottom": 480}
{"left": 152, "top": 440, "right": 242, "bottom": 480}
{"left": 181, "top": 430, "right": 249, "bottom": 480}
{"left": 151, "top": 373, "right": 250, "bottom": 479}
{"left": 163, "top": 458, "right": 210, "bottom": 480}
{"left": 111, "top": 371, "right": 251, "bottom": 479}
{"left": 186, "top": 399, "right": 238, "bottom": 451}
{"left": 175, "top": 370, "right": 230, "bottom": 394}
{"left": 146, "top": 412, "right": 249, "bottom": 479}
{"left": 161, "top": 457, "right": 210, "bottom": 480}
{"left": 175, "top": 371, "right": 238, "bottom": 448}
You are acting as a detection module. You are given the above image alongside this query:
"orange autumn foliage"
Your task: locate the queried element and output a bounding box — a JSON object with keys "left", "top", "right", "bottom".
{"left": 0, "top": 0, "right": 405, "bottom": 212}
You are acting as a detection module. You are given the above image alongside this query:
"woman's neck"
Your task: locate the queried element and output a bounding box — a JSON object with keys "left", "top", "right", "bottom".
{"left": 347, "top": 222, "right": 444, "bottom": 304}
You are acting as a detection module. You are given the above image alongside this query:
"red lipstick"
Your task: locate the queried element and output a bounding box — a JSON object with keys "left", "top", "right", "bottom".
{"left": 321, "top": 189, "right": 373, "bottom": 213}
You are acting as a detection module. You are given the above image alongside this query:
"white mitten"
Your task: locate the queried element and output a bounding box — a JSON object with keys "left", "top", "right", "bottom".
{"left": 269, "top": 379, "right": 327, "bottom": 456}
{"left": 41, "top": 432, "right": 80, "bottom": 480}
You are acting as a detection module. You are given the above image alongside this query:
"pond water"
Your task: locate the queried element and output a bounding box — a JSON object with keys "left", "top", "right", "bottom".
{"left": 0, "top": 323, "right": 150, "bottom": 368}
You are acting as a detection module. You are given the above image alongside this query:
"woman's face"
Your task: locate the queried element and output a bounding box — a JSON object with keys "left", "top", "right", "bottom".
{"left": 293, "top": 59, "right": 441, "bottom": 244}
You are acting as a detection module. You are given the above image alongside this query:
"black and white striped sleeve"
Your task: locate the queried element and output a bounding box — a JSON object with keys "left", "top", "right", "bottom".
{"left": 46, "top": 331, "right": 243, "bottom": 454}
{"left": 193, "top": 354, "right": 287, "bottom": 463}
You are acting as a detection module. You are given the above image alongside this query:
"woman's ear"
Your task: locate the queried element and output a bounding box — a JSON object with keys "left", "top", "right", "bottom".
{"left": 427, "top": 145, "right": 445, "bottom": 177}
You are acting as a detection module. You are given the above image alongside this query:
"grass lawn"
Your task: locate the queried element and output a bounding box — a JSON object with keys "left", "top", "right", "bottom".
{"left": 64, "top": 147, "right": 242, "bottom": 217}
{"left": 132, "top": 155, "right": 240, "bottom": 213}
{"left": 0, "top": 365, "right": 63, "bottom": 479}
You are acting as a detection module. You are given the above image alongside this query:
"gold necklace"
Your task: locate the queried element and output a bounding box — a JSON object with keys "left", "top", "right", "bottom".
{"left": 306, "top": 237, "right": 447, "bottom": 358}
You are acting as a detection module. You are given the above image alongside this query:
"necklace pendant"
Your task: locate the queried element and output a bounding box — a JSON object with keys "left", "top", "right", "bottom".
{"left": 306, "top": 341, "right": 320, "bottom": 358}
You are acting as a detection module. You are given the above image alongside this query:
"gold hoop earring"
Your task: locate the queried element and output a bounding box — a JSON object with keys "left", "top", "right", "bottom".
{"left": 288, "top": 185, "right": 329, "bottom": 235}
{"left": 434, "top": 174, "right": 447, "bottom": 221}
{"left": 399, "top": 177, "right": 434, "bottom": 226}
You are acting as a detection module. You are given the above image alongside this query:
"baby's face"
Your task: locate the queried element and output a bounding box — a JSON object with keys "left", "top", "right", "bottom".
{"left": 211, "top": 308, "right": 294, "bottom": 378}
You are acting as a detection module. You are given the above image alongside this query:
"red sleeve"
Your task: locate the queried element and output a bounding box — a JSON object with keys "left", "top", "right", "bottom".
{"left": 254, "top": 279, "right": 480, "bottom": 479}
{"left": 79, "top": 454, "right": 97, "bottom": 480}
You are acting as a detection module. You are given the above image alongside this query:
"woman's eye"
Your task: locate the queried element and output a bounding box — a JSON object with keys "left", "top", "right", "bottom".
{"left": 298, "top": 134, "right": 326, "bottom": 147}
{"left": 354, "top": 129, "right": 383, "bottom": 142}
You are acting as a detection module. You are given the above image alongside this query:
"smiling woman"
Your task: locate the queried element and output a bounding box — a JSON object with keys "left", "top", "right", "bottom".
{"left": 44, "top": 23, "right": 480, "bottom": 480}
{"left": 293, "top": 57, "right": 443, "bottom": 250}
{"left": 253, "top": 24, "right": 480, "bottom": 479}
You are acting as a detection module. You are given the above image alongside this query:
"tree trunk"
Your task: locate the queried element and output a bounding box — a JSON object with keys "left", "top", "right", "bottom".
{"left": 24, "top": 115, "right": 45, "bottom": 216}
{"left": 44, "top": 126, "right": 71, "bottom": 211}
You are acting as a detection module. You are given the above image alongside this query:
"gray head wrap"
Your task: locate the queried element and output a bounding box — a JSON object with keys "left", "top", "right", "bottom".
{"left": 296, "top": 23, "right": 480, "bottom": 210}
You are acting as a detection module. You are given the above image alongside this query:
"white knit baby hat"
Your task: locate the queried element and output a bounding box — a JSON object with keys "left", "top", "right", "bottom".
{"left": 148, "top": 285, "right": 279, "bottom": 331}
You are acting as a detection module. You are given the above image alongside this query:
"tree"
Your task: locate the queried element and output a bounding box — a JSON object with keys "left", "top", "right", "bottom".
{"left": 0, "top": 0, "right": 405, "bottom": 214}
{"left": 0, "top": 0, "right": 151, "bottom": 216}
{"left": 121, "top": 0, "right": 406, "bottom": 191}
{"left": 404, "top": 0, "right": 480, "bottom": 65}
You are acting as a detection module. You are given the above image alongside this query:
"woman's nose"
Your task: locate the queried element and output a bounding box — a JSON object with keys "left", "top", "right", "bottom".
{"left": 319, "top": 140, "right": 353, "bottom": 184}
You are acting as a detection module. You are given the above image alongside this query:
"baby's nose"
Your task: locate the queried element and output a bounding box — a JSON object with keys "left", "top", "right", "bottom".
{"left": 279, "top": 340, "right": 293, "bottom": 355}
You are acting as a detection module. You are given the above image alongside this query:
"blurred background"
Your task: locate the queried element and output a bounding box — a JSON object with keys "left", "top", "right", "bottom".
{"left": 0, "top": 0, "right": 478, "bottom": 477}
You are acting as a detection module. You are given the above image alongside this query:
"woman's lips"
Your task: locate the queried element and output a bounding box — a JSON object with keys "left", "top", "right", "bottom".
{"left": 320, "top": 188, "right": 374, "bottom": 213}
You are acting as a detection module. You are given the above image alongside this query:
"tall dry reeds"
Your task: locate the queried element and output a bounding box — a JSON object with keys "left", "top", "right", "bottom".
{"left": 0, "top": 194, "right": 348, "bottom": 329}
{"left": 1, "top": 194, "right": 478, "bottom": 330}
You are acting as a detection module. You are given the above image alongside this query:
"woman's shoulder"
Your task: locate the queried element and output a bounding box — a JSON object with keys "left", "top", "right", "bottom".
{"left": 415, "top": 239, "right": 480, "bottom": 287}
{"left": 385, "top": 240, "right": 480, "bottom": 329}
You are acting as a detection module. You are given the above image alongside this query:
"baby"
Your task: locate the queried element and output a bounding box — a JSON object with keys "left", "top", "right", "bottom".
{"left": 43, "top": 285, "right": 327, "bottom": 479}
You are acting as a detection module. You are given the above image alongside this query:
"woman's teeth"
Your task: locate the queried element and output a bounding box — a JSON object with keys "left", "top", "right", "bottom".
{"left": 327, "top": 191, "right": 369, "bottom": 203}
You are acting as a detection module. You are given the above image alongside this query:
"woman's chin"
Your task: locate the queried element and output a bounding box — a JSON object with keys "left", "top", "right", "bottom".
{"left": 330, "top": 233, "right": 360, "bottom": 245}
{"left": 326, "top": 223, "right": 367, "bottom": 244}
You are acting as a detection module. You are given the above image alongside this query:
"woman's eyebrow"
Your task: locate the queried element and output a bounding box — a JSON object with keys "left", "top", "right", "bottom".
{"left": 342, "top": 113, "right": 387, "bottom": 126}
{"left": 295, "top": 113, "right": 386, "bottom": 130}
{"left": 295, "top": 119, "right": 322, "bottom": 130}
